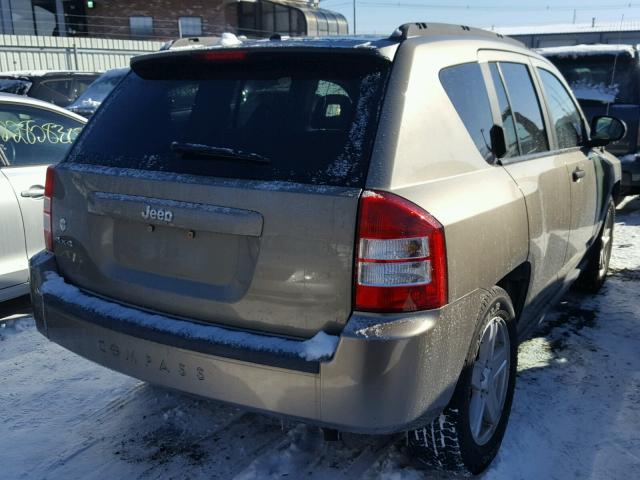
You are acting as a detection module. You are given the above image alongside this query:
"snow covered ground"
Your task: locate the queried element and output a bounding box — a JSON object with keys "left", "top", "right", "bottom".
{"left": 1, "top": 196, "right": 639, "bottom": 480}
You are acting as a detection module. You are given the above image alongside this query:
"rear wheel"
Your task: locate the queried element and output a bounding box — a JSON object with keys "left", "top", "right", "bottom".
{"left": 408, "top": 287, "right": 517, "bottom": 474}
{"left": 576, "top": 198, "right": 615, "bottom": 293}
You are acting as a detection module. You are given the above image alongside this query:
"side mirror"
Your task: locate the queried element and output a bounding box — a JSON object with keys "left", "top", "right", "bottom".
{"left": 589, "top": 115, "right": 627, "bottom": 147}
{"left": 490, "top": 125, "right": 507, "bottom": 159}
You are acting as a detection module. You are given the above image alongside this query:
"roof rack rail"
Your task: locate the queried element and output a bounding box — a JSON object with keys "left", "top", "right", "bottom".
{"left": 389, "top": 22, "right": 524, "bottom": 47}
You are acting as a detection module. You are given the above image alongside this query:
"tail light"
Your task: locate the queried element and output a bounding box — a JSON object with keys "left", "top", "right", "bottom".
{"left": 200, "top": 50, "right": 247, "bottom": 61}
{"left": 43, "top": 166, "right": 55, "bottom": 252}
{"left": 354, "top": 190, "right": 447, "bottom": 312}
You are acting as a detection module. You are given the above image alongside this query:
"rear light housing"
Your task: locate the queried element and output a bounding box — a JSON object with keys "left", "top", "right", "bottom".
{"left": 43, "top": 166, "right": 55, "bottom": 252}
{"left": 200, "top": 50, "right": 248, "bottom": 62}
{"left": 354, "top": 190, "right": 447, "bottom": 312}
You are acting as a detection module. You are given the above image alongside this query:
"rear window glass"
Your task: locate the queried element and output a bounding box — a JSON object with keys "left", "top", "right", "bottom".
{"left": 546, "top": 54, "right": 638, "bottom": 104}
{"left": 65, "top": 53, "right": 390, "bottom": 188}
{"left": 440, "top": 62, "right": 494, "bottom": 162}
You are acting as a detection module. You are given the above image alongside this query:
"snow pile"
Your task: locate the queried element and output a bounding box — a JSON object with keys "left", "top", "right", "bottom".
{"left": 537, "top": 44, "right": 636, "bottom": 59}
{"left": 40, "top": 271, "right": 339, "bottom": 362}
{"left": 219, "top": 33, "right": 242, "bottom": 47}
{"left": 234, "top": 424, "right": 324, "bottom": 479}
{"left": 619, "top": 153, "right": 639, "bottom": 163}
{"left": 0, "top": 316, "right": 34, "bottom": 340}
{"left": 569, "top": 80, "right": 619, "bottom": 103}
{"left": 298, "top": 332, "right": 338, "bottom": 362}
{"left": 76, "top": 98, "right": 101, "bottom": 108}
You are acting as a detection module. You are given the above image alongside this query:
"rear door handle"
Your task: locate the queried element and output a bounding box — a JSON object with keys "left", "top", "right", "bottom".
{"left": 20, "top": 185, "right": 45, "bottom": 198}
{"left": 572, "top": 168, "right": 586, "bottom": 182}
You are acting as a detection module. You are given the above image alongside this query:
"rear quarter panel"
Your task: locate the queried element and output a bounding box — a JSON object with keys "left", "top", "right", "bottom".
{"left": 366, "top": 39, "right": 529, "bottom": 304}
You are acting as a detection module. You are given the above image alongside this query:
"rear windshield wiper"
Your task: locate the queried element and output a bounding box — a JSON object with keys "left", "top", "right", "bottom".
{"left": 170, "top": 142, "right": 270, "bottom": 164}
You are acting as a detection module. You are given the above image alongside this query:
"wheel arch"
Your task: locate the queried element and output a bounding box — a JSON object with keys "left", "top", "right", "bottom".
{"left": 496, "top": 261, "right": 531, "bottom": 326}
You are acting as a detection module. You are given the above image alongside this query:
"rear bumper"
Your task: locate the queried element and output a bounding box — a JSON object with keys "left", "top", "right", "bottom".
{"left": 30, "top": 252, "right": 481, "bottom": 434}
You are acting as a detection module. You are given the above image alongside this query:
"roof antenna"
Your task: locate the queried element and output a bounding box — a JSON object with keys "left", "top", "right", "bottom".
{"left": 606, "top": 13, "right": 625, "bottom": 116}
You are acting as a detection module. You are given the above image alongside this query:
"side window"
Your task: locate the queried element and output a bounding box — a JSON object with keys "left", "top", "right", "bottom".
{"left": 538, "top": 68, "right": 584, "bottom": 149}
{"left": 440, "top": 63, "right": 495, "bottom": 162}
{"left": 489, "top": 63, "right": 519, "bottom": 158}
{"left": 499, "top": 62, "right": 549, "bottom": 156}
{"left": 0, "top": 104, "right": 84, "bottom": 167}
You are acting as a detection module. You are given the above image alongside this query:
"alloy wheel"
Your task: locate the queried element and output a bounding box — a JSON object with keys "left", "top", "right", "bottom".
{"left": 469, "top": 316, "right": 511, "bottom": 446}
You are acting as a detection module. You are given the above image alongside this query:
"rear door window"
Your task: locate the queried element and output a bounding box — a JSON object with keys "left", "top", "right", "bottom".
{"left": 66, "top": 53, "right": 390, "bottom": 188}
{"left": 440, "top": 62, "right": 494, "bottom": 162}
{"left": 0, "top": 103, "right": 84, "bottom": 166}
{"left": 498, "top": 62, "right": 549, "bottom": 156}
{"left": 537, "top": 68, "right": 584, "bottom": 149}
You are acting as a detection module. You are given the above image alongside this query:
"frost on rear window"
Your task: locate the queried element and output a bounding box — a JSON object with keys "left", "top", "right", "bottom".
{"left": 325, "top": 71, "right": 383, "bottom": 181}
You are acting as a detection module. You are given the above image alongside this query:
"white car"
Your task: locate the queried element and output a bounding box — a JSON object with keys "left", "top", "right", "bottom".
{"left": 0, "top": 93, "right": 86, "bottom": 302}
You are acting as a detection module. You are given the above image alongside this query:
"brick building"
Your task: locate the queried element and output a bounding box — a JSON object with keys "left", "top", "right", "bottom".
{"left": 0, "top": 0, "right": 348, "bottom": 39}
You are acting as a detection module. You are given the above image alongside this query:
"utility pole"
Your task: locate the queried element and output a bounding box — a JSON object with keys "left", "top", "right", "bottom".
{"left": 353, "top": 0, "right": 357, "bottom": 35}
{"left": 572, "top": 9, "right": 576, "bottom": 24}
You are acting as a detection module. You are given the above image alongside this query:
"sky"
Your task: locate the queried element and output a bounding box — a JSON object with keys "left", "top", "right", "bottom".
{"left": 322, "top": 0, "right": 640, "bottom": 35}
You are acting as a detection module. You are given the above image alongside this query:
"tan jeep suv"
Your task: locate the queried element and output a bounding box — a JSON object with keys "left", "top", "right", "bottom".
{"left": 29, "top": 23, "right": 623, "bottom": 473}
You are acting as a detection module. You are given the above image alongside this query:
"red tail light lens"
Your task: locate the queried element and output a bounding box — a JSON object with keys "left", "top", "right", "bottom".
{"left": 354, "top": 190, "right": 447, "bottom": 312}
{"left": 200, "top": 51, "right": 247, "bottom": 61}
{"left": 43, "top": 166, "right": 55, "bottom": 252}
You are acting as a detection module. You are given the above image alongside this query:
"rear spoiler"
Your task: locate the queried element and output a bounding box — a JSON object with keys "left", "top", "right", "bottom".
{"left": 130, "top": 47, "right": 392, "bottom": 78}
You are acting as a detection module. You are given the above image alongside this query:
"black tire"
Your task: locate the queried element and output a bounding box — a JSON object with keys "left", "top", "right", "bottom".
{"left": 408, "top": 286, "right": 518, "bottom": 475}
{"left": 575, "top": 198, "right": 615, "bottom": 293}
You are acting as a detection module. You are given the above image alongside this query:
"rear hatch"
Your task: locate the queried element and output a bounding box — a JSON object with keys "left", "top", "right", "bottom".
{"left": 52, "top": 48, "right": 390, "bottom": 338}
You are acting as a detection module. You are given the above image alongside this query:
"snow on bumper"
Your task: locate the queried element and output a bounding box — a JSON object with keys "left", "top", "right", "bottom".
{"left": 29, "top": 251, "right": 480, "bottom": 433}
{"left": 40, "top": 271, "right": 338, "bottom": 364}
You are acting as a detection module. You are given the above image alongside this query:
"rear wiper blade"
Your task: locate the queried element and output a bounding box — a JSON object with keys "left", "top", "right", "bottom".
{"left": 170, "top": 142, "right": 270, "bottom": 164}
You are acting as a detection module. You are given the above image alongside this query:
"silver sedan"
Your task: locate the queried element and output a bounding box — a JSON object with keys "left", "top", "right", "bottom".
{"left": 0, "top": 93, "right": 86, "bottom": 302}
